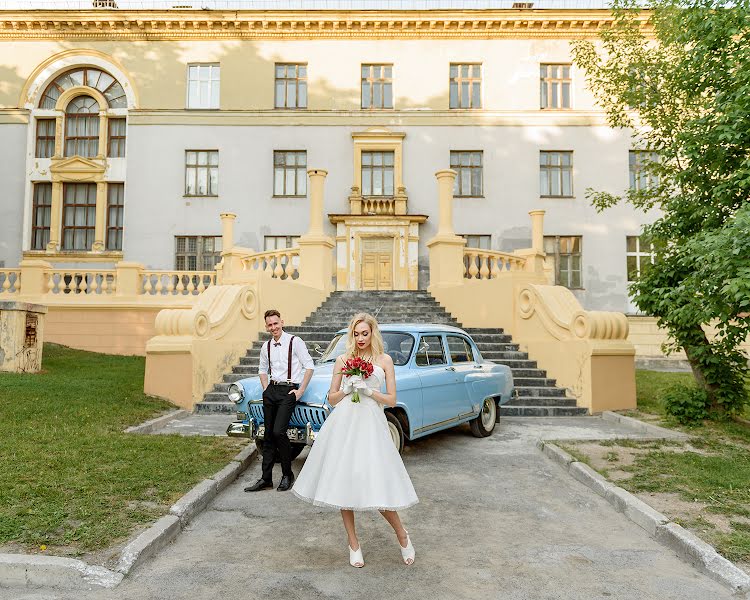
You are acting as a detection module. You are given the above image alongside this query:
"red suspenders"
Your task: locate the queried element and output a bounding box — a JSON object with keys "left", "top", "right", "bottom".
{"left": 267, "top": 335, "right": 296, "bottom": 382}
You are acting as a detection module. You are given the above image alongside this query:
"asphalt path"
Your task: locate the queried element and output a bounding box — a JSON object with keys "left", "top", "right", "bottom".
{"left": 3, "top": 417, "right": 734, "bottom": 600}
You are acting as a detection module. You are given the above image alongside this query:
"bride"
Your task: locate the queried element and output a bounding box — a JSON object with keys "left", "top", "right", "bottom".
{"left": 292, "top": 313, "right": 418, "bottom": 567}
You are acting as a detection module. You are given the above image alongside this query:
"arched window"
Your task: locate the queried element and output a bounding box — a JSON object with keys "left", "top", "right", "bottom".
{"left": 64, "top": 96, "right": 100, "bottom": 158}
{"left": 40, "top": 67, "right": 127, "bottom": 109}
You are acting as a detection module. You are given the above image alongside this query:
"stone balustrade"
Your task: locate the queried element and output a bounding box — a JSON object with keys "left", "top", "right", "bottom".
{"left": 241, "top": 248, "right": 300, "bottom": 280}
{"left": 0, "top": 269, "right": 21, "bottom": 295}
{"left": 463, "top": 249, "right": 527, "bottom": 279}
{"left": 141, "top": 271, "right": 216, "bottom": 295}
{"left": 46, "top": 269, "right": 117, "bottom": 295}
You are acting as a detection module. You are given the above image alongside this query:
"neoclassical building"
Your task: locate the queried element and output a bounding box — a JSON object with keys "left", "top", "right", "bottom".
{"left": 0, "top": 1, "right": 656, "bottom": 313}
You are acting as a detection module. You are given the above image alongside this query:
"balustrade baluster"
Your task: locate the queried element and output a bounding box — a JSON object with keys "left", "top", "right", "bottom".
{"left": 89, "top": 273, "right": 99, "bottom": 293}
{"left": 197, "top": 276, "right": 206, "bottom": 293}
{"left": 186, "top": 276, "right": 195, "bottom": 294}
{"left": 175, "top": 275, "right": 185, "bottom": 294}
{"left": 1, "top": 276, "right": 9, "bottom": 292}
{"left": 479, "top": 254, "right": 490, "bottom": 279}
{"left": 77, "top": 273, "right": 88, "bottom": 294}
{"left": 468, "top": 253, "right": 479, "bottom": 279}
{"left": 144, "top": 275, "right": 153, "bottom": 294}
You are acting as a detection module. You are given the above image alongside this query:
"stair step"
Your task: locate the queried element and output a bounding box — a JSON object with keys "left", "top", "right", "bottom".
{"left": 462, "top": 328, "right": 504, "bottom": 334}
{"left": 515, "top": 386, "right": 567, "bottom": 397}
{"left": 511, "top": 373, "right": 552, "bottom": 382}
{"left": 492, "top": 359, "right": 538, "bottom": 368}
{"left": 499, "top": 406, "right": 589, "bottom": 417}
{"left": 504, "top": 397, "right": 578, "bottom": 407}
{"left": 195, "top": 401, "right": 236, "bottom": 415}
{"left": 480, "top": 351, "right": 529, "bottom": 360}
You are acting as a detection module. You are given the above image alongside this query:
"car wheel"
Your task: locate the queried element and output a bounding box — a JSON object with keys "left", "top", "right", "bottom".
{"left": 386, "top": 412, "right": 405, "bottom": 454}
{"left": 254, "top": 439, "right": 305, "bottom": 462}
{"left": 469, "top": 397, "right": 497, "bottom": 438}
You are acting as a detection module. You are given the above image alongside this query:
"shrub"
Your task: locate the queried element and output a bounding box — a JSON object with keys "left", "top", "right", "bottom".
{"left": 663, "top": 384, "right": 709, "bottom": 425}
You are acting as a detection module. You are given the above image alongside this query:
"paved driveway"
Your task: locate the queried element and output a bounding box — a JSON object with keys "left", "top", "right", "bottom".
{"left": 4, "top": 417, "right": 734, "bottom": 600}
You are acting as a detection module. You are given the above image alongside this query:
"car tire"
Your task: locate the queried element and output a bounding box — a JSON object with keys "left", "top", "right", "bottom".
{"left": 469, "top": 397, "right": 497, "bottom": 438}
{"left": 255, "top": 439, "right": 305, "bottom": 462}
{"left": 386, "top": 411, "right": 405, "bottom": 454}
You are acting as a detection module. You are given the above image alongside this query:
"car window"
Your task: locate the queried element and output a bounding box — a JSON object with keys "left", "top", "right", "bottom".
{"left": 415, "top": 335, "right": 446, "bottom": 367}
{"left": 446, "top": 335, "right": 474, "bottom": 363}
{"left": 319, "top": 332, "right": 415, "bottom": 366}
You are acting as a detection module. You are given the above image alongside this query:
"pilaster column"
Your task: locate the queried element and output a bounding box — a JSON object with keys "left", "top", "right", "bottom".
{"left": 220, "top": 212, "right": 236, "bottom": 251}
{"left": 529, "top": 210, "right": 546, "bottom": 253}
{"left": 46, "top": 181, "right": 63, "bottom": 252}
{"left": 92, "top": 181, "right": 107, "bottom": 252}
{"left": 97, "top": 112, "right": 107, "bottom": 159}
{"left": 435, "top": 169, "right": 458, "bottom": 237}
{"left": 427, "top": 170, "right": 466, "bottom": 288}
{"left": 307, "top": 169, "right": 327, "bottom": 236}
{"left": 54, "top": 113, "right": 64, "bottom": 158}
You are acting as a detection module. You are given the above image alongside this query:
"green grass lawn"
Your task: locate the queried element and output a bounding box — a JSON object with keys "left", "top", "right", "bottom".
{"left": 0, "top": 344, "right": 245, "bottom": 556}
{"left": 563, "top": 369, "right": 750, "bottom": 565}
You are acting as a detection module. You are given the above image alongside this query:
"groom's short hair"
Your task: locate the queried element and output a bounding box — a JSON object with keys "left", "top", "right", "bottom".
{"left": 264, "top": 309, "right": 281, "bottom": 321}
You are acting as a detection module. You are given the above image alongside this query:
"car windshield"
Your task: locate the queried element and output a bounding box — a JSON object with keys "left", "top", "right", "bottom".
{"left": 318, "top": 332, "right": 415, "bottom": 366}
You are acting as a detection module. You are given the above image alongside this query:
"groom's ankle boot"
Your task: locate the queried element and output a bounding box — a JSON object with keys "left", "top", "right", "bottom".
{"left": 277, "top": 474, "right": 294, "bottom": 491}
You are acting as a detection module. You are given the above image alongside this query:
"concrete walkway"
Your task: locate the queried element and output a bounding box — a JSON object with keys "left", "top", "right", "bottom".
{"left": 4, "top": 417, "right": 734, "bottom": 600}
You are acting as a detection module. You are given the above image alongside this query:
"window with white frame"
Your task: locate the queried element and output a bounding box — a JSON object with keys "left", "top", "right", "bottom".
{"left": 175, "top": 236, "right": 223, "bottom": 271}
{"left": 629, "top": 151, "right": 660, "bottom": 191}
{"left": 540, "top": 64, "right": 572, "bottom": 109}
{"left": 35, "top": 119, "right": 56, "bottom": 158}
{"left": 264, "top": 235, "right": 301, "bottom": 251}
{"left": 106, "top": 183, "right": 125, "bottom": 251}
{"left": 544, "top": 235, "right": 582, "bottom": 289}
{"left": 361, "top": 151, "right": 394, "bottom": 196}
{"left": 449, "top": 63, "right": 481, "bottom": 109}
{"left": 187, "top": 64, "right": 220, "bottom": 109}
{"left": 64, "top": 96, "right": 100, "bottom": 158}
{"left": 275, "top": 64, "right": 307, "bottom": 109}
{"left": 62, "top": 183, "right": 97, "bottom": 251}
{"left": 540, "top": 151, "right": 573, "bottom": 197}
{"left": 626, "top": 235, "right": 655, "bottom": 282}
{"left": 185, "top": 150, "right": 218, "bottom": 197}
{"left": 31, "top": 182, "right": 52, "bottom": 251}
{"left": 450, "top": 151, "right": 483, "bottom": 197}
{"left": 273, "top": 151, "right": 307, "bottom": 196}
{"left": 361, "top": 64, "right": 393, "bottom": 109}
{"left": 107, "top": 118, "right": 126, "bottom": 157}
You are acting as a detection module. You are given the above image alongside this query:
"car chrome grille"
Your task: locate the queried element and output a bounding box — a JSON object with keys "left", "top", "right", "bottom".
{"left": 247, "top": 401, "right": 328, "bottom": 430}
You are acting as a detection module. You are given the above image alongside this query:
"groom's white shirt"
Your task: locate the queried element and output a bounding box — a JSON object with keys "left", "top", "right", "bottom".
{"left": 258, "top": 330, "right": 314, "bottom": 384}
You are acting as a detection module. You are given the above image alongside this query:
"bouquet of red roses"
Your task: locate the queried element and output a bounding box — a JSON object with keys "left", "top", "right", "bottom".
{"left": 341, "top": 356, "right": 374, "bottom": 403}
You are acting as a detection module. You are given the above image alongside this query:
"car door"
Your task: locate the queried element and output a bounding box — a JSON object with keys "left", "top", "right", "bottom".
{"left": 415, "top": 334, "right": 464, "bottom": 430}
{"left": 445, "top": 334, "right": 479, "bottom": 415}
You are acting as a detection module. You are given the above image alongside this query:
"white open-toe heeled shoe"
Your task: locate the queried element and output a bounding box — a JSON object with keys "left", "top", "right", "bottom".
{"left": 399, "top": 531, "right": 415, "bottom": 566}
{"left": 349, "top": 544, "right": 364, "bottom": 568}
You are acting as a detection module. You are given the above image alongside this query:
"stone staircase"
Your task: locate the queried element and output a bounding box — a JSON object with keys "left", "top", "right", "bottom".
{"left": 194, "top": 290, "right": 586, "bottom": 417}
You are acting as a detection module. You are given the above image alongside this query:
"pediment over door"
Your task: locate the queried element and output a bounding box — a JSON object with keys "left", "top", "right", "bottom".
{"left": 50, "top": 156, "right": 106, "bottom": 182}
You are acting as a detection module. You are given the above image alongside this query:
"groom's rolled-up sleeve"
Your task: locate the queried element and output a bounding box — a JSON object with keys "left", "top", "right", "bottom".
{"left": 258, "top": 342, "right": 269, "bottom": 375}
{"left": 296, "top": 338, "right": 315, "bottom": 370}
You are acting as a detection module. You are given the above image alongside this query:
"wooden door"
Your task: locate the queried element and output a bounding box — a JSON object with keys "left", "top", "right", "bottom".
{"left": 361, "top": 238, "right": 393, "bottom": 290}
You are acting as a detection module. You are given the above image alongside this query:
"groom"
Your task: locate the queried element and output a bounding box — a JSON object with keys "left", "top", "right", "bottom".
{"left": 244, "top": 309, "right": 314, "bottom": 493}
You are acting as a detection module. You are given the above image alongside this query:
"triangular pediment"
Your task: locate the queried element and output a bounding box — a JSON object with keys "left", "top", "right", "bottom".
{"left": 50, "top": 156, "right": 106, "bottom": 174}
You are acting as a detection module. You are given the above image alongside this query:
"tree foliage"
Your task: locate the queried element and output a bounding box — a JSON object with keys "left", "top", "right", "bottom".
{"left": 571, "top": 0, "right": 750, "bottom": 417}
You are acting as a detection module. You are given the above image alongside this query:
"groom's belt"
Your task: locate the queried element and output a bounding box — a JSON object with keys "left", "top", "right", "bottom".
{"left": 269, "top": 379, "right": 299, "bottom": 388}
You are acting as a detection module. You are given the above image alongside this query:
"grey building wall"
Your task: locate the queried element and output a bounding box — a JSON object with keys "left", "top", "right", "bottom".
{"left": 0, "top": 124, "right": 27, "bottom": 267}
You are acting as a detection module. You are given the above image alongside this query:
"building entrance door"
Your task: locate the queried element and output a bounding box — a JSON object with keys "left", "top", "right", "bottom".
{"left": 361, "top": 237, "right": 393, "bottom": 290}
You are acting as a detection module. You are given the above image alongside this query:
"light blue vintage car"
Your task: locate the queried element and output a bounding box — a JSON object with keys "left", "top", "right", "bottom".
{"left": 226, "top": 324, "right": 514, "bottom": 455}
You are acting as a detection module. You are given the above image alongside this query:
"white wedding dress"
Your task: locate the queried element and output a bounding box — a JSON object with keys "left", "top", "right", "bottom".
{"left": 292, "top": 364, "right": 419, "bottom": 511}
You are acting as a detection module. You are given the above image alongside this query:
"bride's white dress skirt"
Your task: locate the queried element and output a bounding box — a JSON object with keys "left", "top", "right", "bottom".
{"left": 292, "top": 365, "right": 419, "bottom": 511}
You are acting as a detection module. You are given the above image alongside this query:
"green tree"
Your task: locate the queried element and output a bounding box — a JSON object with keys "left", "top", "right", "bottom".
{"left": 571, "top": 0, "right": 750, "bottom": 417}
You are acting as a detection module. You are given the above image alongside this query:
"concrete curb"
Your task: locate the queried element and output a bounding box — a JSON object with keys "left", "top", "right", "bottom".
{"left": 538, "top": 440, "right": 750, "bottom": 596}
{"left": 601, "top": 411, "right": 689, "bottom": 440}
{"left": 123, "top": 410, "right": 190, "bottom": 434}
{"left": 0, "top": 443, "right": 258, "bottom": 590}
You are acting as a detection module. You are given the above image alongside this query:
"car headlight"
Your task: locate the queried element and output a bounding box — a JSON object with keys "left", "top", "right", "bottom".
{"left": 228, "top": 383, "right": 244, "bottom": 403}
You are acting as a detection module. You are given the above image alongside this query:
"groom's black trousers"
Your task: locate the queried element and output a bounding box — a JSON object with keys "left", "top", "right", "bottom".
{"left": 261, "top": 383, "right": 298, "bottom": 481}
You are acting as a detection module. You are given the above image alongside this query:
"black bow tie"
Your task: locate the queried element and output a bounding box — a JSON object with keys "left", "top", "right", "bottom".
{"left": 273, "top": 342, "right": 282, "bottom": 347}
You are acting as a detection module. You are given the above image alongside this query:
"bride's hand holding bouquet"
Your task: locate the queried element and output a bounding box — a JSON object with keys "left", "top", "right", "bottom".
{"left": 341, "top": 356, "right": 374, "bottom": 403}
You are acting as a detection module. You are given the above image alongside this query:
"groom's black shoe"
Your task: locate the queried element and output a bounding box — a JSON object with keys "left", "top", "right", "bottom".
{"left": 244, "top": 478, "right": 273, "bottom": 492}
{"left": 277, "top": 474, "right": 294, "bottom": 491}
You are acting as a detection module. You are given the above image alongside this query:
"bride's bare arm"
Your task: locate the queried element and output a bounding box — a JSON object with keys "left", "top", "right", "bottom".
{"left": 327, "top": 355, "right": 348, "bottom": 406}
{"left": 370, "top": 354, "right": 397, "bottom": 408}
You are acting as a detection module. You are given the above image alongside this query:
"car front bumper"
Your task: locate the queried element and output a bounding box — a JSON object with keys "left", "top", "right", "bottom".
{"left": 226, "top": 416, "right": 318, "bottom": 445}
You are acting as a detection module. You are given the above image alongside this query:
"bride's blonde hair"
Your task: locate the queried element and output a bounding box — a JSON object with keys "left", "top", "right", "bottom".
{"left": 345, "top": 313, "right": 384, "bottom": 359}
